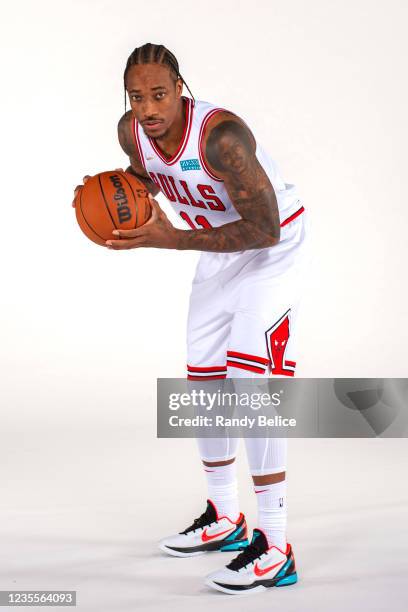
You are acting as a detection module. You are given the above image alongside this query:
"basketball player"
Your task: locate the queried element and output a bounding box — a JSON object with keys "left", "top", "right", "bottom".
{"left": 73, "top": 43, "right": 307, "bottom": 595}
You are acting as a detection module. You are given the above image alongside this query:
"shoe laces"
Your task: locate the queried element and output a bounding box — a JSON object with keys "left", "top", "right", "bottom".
{"left": 181, "top": 506, "right": 215, "bottom": 535}
{"left": 227, "top": 542, "right": 265, "bottom": 571}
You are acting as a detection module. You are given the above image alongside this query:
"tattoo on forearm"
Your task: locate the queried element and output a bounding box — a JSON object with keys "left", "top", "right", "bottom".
{"left": 177, "top": 218, "right": 277, "bottom": 252}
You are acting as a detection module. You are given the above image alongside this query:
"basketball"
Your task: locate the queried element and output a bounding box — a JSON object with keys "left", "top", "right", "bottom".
{"left": 75, "top": 170, "right": 151, "bottom": 246}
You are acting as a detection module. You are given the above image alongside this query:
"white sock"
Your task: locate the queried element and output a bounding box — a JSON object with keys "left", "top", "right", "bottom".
{"left": 204, "top": 462, "right": 240, "bottom": 522}
{"left": 254, "top": 480, "right": 287, "bottom": 551}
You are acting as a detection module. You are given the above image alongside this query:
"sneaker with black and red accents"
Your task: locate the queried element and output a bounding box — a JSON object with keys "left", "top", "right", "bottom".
{"left": 205, "top": 528, "right": 298, "bottom": 594}
{"left": 158, "top": 500, "right": 249, "bottom": 558}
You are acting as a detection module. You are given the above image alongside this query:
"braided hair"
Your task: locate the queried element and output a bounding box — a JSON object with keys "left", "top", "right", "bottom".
{"left": 123, "top": 43, "right": 194, "bottom": 111}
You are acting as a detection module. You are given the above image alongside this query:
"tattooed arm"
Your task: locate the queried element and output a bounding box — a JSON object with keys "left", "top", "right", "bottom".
{"left": 107, "top": 112, "right": 281, "bottom": 251}
{"left": 117, "top": 111, "right": 160, "bottom": 197}
{"left": 176, "top": 111, "right": 280, "bottom": 252}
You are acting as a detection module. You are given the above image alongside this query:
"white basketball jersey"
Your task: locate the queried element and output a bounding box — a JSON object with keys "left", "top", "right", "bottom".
{"left": 133, "top": 97, "right": 305, "bottom": 280}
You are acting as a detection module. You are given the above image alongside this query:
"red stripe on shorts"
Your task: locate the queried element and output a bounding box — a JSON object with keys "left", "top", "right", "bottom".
{"left": 187, "top": 365, "right": 227, "bottom": 373}
{"left": 227, "top": 351, "right": 270, "bottom": 366}
{"left": 226, "top": 361, "right": 266, "bottom": 374}
{"left": 187, "top": 374, "right": 227, "bottom": 381}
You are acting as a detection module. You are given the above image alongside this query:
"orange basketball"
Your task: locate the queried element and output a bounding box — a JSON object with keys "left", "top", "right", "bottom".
{"left": 75, "top": 170, "right": 151, "bottom": 246}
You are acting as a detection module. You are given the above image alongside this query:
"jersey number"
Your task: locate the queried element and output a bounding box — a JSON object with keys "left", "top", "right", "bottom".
{"left": 180, "top": 212, "right": 213, "bottom": 230}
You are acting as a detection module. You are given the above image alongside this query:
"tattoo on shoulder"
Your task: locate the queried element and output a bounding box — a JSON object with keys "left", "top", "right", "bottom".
{"left": 205, "top": 119, "right": 281, "bottom": 241}
{"left": 205, "top": 119, "right": 270, "bottom": 196}
{"left": 206, "top": 120, "right": 254, "bottom": 175}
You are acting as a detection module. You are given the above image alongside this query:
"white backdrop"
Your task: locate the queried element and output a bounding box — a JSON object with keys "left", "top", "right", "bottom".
{"left": 1, "top": 1, "right": 407, "bottom": 429}
{"left": 1, "top": 2, "right": 408, "bottom": 610}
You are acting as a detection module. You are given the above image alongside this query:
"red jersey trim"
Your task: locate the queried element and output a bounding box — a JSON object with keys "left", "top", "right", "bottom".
{"left": 198, "top": 108, "right": 226, "bottom": 182}
{"left": 148, "top": 97, "right": 194, "bottom": 166}
{"left": 280, "top": 205, "right": 305, "bottom": 227}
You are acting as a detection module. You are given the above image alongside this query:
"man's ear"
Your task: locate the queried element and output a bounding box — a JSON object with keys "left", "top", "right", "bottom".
{"left": 176, "top": 77, "right": 184, "bottom": 98}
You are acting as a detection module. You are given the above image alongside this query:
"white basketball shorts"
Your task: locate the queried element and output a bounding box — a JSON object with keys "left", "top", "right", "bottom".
{"left": 186, "top": 211, "right": 309, "bottom": 380}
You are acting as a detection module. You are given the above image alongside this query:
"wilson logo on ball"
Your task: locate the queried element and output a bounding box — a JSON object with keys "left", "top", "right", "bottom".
{"left": 109, "top": 174, "right": 132, "bottom": 223}
{"left": 75, "top": 170, "right": 151, "bottom": 247}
